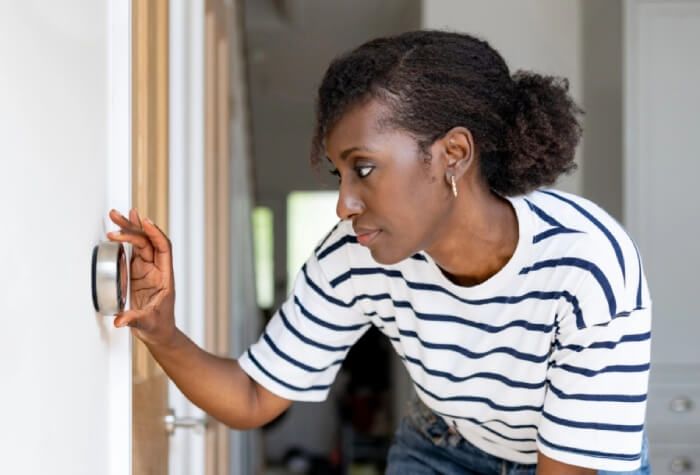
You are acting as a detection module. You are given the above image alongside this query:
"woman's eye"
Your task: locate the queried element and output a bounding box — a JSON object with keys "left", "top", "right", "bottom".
{"left": 356, "top": 166, "right": 374, "bottom": 178}
{"left": 328, "top": 168, "right": 341, "bottom": 182}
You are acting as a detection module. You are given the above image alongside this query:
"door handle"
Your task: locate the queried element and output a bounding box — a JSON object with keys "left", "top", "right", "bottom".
{"left": 164, "top": 408, "right": 209, "bottom": 435}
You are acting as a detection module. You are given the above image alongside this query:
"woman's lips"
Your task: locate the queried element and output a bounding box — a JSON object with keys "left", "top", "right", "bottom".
{"left": 356, "top": 229, "right": 381, "bottom": 246}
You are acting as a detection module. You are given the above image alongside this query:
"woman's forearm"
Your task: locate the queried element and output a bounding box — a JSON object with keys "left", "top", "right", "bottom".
{"left": 144, "top": 327, "right": 290, "bottom": 429}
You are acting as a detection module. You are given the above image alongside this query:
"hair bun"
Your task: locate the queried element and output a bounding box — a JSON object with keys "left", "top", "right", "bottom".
{"left": 495, "top": 71, "right": 582, "bottom": 195}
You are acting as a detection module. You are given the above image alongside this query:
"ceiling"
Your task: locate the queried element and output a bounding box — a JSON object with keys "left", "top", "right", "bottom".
{"left": 242, "top": 0, "right": 421, "bottom": 198}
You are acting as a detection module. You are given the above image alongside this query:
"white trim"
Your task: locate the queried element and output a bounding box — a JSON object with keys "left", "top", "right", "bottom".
{"left": 106, "top": 1, "right": 132, "bottom": 474}
{"left": 189, "top": 0, "right": 206, "bottom": 355}
{"left": 169, "top": 0, "right": 191, "bottom": 472}
{"left": 168, "top": 0, "right": 206, "bottom": 473}
{"left": 188, "top": 0, "right": 207, "bottom": 468}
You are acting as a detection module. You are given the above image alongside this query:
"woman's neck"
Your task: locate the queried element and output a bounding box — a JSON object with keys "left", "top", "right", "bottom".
{"left": 425, "top": 184, "right": 519, "bottom": 287}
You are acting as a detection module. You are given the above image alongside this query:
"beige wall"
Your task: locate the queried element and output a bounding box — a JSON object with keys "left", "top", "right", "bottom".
{"left": 422, "top": 0, "right": 625, "bottom": 214}
{"left": 581, "top": 0, "right": 623, "bottom": 220}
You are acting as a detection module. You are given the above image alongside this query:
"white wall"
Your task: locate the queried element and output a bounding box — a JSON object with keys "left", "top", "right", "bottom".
{"left": 0, "top": 2, "right": 130, "bottom": 474}
{"left": 421, "top": 0, "right": 584, "bottom": 195}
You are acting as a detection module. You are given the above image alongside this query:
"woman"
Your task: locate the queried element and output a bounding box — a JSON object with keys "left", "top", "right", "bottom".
{"left": 108, "top": 30, "right": 651, "bottom": 474}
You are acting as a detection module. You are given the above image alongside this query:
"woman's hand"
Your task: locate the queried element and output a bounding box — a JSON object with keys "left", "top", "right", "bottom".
{"left": 106, "top": 208, "right": 177, "bottom": 348}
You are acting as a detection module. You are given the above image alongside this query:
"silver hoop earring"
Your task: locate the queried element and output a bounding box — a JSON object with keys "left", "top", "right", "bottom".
{"left": 451, "top": 175, "right": 458, "bottom": 198}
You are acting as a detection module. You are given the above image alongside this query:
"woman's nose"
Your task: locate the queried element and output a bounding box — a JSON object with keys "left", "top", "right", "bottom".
{"left": 336, "top": 184, "right": 364, "bottom": 221}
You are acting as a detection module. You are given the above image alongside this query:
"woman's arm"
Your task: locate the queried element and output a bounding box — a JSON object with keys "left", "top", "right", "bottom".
{"left": 106, "top": 208, "right": 291, "bottom": 429}
{"left": 536, "top": 451, "right": 596, "bottom": 475}
{"left": 146, "top": 328, "right": 292, "bottom": 429}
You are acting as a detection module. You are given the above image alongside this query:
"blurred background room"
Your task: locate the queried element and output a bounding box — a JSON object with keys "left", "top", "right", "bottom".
{"left": 1, "top": 1, "right": 697, "bottom": 474}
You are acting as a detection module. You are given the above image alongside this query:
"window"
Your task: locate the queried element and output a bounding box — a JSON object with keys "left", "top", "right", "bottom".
{"left": 252, "top": 206, "right": 274, "bottom": 309}
{"left": 286, "top": 191, "right": 339, "bottom": 293}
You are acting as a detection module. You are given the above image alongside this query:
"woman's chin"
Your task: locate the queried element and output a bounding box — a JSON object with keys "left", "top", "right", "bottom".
{"left": 368, "top": 246, "right": 409, "bottom": 266}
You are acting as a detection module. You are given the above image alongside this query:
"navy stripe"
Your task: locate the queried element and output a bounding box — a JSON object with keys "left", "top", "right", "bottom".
{"left": 538, "top": 434, "right": 641, "bottom": 462}
{"left": 555, "top": 331, "right": 651, "bottom": 352}
{"left": 314, "top": 221, "right": 341, "bottom": 255}
{"left": 533, "top": 227, "right": 582, "bottom": 244}
{"left": 481, "top": 426, "right": 537, "bottom": 446}
{"left": 302, "top": 263, "right": 353, "bottom": 308}
{"left": 403, "top": 354, "right": 546, "bottom": 389}
{"left": 407, "top": 285, "right": 584, "bottom": 326}
{"left": 326, "top": 266, "right": 584, "bottom": 325}
{"left": 441, "top": 415, "right": 538, "bottom": 444}
{"left": 547, "top": 380, "right": 647, "bottom": 403}
{"left": 279, "top": 308, "right": 351, "bottom": 352}
{"left": 263, "top": 333, "right": 343, "bottom": 373}
{"left": 540, "top": 190, "right": 627, "bottom": 283}
{"left": 247, "top": 349, "right": 331, "bottom": 392}
{"left": 481, "top": 435, "right": 537, "bottom": 454}
{"left": 317, "top": 234, "right": 357, "bottom": 260}
{"left": 409, "top": 308, "right": 555, "bottom": 334}
{"left": 331, "top": 267, "right": 403, "bottom": 287}
{"left": 379, "top": 315, "right": 396, "bottom": 323}
{"left": 399, "top": 329, "right": 549, "bottom": 363}
{"left": 520, "top": 257, "right": 616, "bottom": 318}
{"left": 399, "top": 390, "right": 538, "bottom": 446}
{"left": 316, "top": 232, "right": 427, "bottom": 262}
{"left": 525, "top": 199, "right": 583, "bottom": 244}
{"left": 476, "top": 425, "right": 536, "bottom": 444}
{"left": 293, "top": 295, "right": 368, "bottom": 331}
{"left": 432, "top": 408, "right": 538, "bottom": 431}
{"left": 351, "top": 292, "right": 395, "bottom": 306}
{"left": 415, "top": 381, "right": 543, "bottom": 412}
{"left": 633, "top": 242, "right": 644, "bottom": 309}
{"left": 304, "top": 264, "right": 400, "bottom": 308}
{"left": 525, "top": 198, "right": 565, "bottom": 227}
{"left": 542, "top": 410, "right": 643, "bottom": 433}
{"left": 551, "top": 361, "right": 650, "bottom": 377}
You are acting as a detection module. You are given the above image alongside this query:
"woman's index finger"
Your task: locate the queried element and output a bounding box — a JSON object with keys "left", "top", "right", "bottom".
{"left": 141, "top": 218, "right": 173, "bottom": 280}
{"left": 109, "top": 209, "right": 133, "bottom": 228}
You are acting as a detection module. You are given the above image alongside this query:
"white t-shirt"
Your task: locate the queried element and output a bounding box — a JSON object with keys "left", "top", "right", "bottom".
{"left": 238, "top": 189, "right": 652, "bottom": 472}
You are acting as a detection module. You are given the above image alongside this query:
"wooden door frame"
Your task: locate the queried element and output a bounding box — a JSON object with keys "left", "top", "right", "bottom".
{"left": 130, "top": 1, "right": 238, "bottom": 473}
{"left": 131, "top": 0, "right": 170, "bottom": 473}
{"left": 204, "top": 0, "right": 232, "bottom": 473}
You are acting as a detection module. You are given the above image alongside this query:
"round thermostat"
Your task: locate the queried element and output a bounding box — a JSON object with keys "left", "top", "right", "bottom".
{"left": 91, "top": 241, "right": 128, "bottom": 315}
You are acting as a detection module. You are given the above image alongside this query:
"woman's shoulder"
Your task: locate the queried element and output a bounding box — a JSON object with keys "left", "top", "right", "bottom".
{"left": 522, "top": 188, "right": 649, "bottom": 325}
{"left": 522, "top": 188, "right": 638, "bottom": 257}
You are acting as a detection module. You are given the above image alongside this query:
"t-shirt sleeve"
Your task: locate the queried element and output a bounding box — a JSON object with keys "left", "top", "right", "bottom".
{"left": 238, "top": 247, "right": 371, "bottom": 402}
{"left": 537, "top": 268, "right": 652, "bottom": 471}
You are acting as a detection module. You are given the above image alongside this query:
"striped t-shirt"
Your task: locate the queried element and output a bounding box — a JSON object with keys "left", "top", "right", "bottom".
{"left": 238, "top": 188, "right": 652, "bottom": 472}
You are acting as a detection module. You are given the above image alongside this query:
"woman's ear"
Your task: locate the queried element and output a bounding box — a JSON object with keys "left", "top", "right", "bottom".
{"left": 441, "top": 127, "right": 475, "bottom": 182}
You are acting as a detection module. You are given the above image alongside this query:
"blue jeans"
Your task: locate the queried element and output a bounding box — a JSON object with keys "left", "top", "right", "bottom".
{"left": 385, "top": 397, "right": 651, "bottom": 474}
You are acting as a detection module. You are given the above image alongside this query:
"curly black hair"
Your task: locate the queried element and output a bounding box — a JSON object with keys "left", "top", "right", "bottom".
{"left": 310, "top": 30, "right": 583, "bottom": 196}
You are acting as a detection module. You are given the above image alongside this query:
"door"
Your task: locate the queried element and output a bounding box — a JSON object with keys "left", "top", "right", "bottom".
{"left": 624, "top": 0, "right": 700, "bottom": 472}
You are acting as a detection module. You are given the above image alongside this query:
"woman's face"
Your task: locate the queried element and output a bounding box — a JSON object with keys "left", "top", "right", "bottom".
{"left": 325, "top": 99, "right": 456, "bottom": 264}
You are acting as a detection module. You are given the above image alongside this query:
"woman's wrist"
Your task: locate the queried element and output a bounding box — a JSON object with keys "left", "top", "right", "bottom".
{"left": 146, "top": 324, "right": 186, "bottom": 354}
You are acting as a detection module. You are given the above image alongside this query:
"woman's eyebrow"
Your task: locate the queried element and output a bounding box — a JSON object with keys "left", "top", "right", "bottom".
{"left": 340, "top": 146, "right": 374, "bottom": 160}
